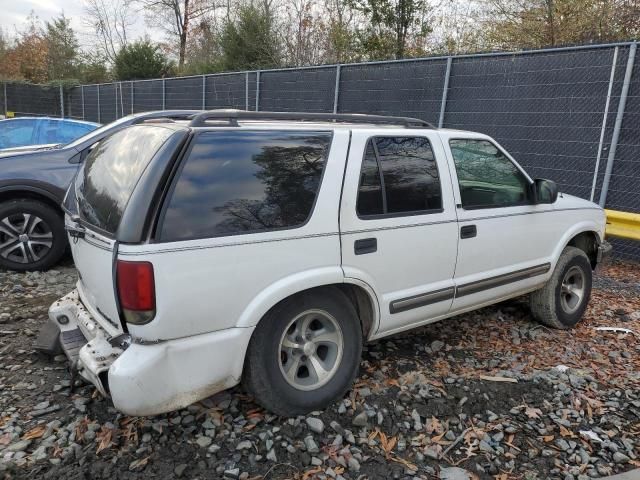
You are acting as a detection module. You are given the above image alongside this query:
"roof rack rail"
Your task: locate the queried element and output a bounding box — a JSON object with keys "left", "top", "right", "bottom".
{"left": 131, "top": 110, "right": 202, "bottom": 125}
{"left": 189, "top": 110, "right": 434, "bottom": 129}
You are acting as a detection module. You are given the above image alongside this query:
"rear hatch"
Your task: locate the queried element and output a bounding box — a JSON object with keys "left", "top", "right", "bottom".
{"left": 63, "top": 125, "right": 180, "bottom": 334}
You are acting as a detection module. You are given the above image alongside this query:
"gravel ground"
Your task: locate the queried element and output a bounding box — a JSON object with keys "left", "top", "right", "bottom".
{"left": 1, "top": 259, "right": 639, "bottom": 480}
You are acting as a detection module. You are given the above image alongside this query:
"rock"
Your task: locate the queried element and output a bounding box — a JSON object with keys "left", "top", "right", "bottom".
{"left": 556, "top": 439, "right": 571, "bottom": 452}
{"left": 224, "top": 467, "right": 240, "bottom": 479}
{"left": 266, "top": 448, "right": 277, "bottom": 462}
{"left": 347, "top": 456, "right": 360, "bottom": 472}
{"left": 236, "top": 440, "right": 252, "bottom": 451}
{"left": 7, "top": 440, "right": 31, "bottom": 452}
{"left": 306, "top": 417, "right": 325, "bottom": 434}
{"left": 196, "top": 436, "right": 212, "bottom": 448}
{"left": 440, "top": 467, "right": 472, "bottom": 480}
{"left": 431, "top": 340, "right": 445, "bottom": 352}
{"left": 174, "top": 464, "right": 188, "bottom": 477}
{"left": 352, "top": 412, "right": 368, "bottom": 427}
{"left": 479, "top": 440, "right": 494, "bottom": 453}
{"left": 304, "top": 436, "right": 319, "bottom": 454}
{"left": 613, "top": 452, "right": 630, "bottom": 464}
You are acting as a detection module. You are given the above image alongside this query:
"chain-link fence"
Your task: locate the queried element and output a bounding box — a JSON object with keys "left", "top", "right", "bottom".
{"left": 2, "top": 42, "right": 639, "bottom": 260}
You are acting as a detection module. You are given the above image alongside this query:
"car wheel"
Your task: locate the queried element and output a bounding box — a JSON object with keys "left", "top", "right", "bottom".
{"left": 0, "top": 199, "right": 67, "bottom": 272}
{"left": 243, "top": 287, "right": 362, "bottom": 416}
{"left": 530, "top": 246, "right": 592, "bottom": 329}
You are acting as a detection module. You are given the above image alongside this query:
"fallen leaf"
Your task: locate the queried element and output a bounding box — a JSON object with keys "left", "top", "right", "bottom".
{"left": 22, "top": 425, "right": 46, "bottom": 440}
{"left": 525, "top": 406, "right": 543, "bottom": 419}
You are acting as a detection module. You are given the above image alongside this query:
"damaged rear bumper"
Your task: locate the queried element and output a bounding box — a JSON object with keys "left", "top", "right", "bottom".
{"left": 46, "top": 289, "right": 255, "bottom": 416}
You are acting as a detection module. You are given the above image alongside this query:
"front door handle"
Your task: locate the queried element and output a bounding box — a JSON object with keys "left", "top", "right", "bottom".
{"left": 460, "top": 225, "right": 477, "bottom": 239}
{"left": 354, "top": 237, "right": 377, "bottom": 255}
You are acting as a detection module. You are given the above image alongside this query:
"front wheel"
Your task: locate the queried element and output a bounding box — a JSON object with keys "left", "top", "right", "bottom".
{"left": 243, "top": 288, "right": 362, "bottom": 416}
{"left": 530, "top": 246, "right": 592, "bottom": 329}
{"left": 0, "top": 199, "right": 67, "bottom": 271}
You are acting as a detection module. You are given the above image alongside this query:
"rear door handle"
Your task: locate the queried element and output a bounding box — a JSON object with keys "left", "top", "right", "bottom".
{"left": 460, "top": 225, "right": 477, "bottom": 239}
{"left": 354, "top": 237, "right": 377, "bottom": 255}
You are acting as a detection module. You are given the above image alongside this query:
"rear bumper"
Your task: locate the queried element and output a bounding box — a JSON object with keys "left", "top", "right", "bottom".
{"left": 48, "top": 289, "right": 255, "bottom": 416}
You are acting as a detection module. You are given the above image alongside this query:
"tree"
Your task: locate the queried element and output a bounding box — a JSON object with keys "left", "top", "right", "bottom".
{"left": 114, "top": 40, "right": 174, "bottom": 80}
{"left": 219, "top": 3, "right": 282, "bottom": 70}
{"left": 134, "top": 0, "right": 217, "bottom": 71}
{"left": 485, "top": 0, "right": 640, "bottom": 49}
{"left": 84, "top": 0, "right": 134, "bottom": 64}
{"left": 349, "top": 0, "right": 432, "bottom": 59}
{"left": 44, "top": 15, "right": 79, "bottom": 80}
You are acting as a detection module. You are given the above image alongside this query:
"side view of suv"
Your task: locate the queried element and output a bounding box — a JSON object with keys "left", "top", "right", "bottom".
{"left": 43, "top": 111, "right": 610, "bottom": 416}
{"left": 0, "top": 110, "right": 200, "bottom": 271}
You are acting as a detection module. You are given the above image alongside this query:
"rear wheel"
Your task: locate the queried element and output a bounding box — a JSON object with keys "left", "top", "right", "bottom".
{"left": 243, "top": 288, "right": 362, "bottom": 416}
{"left": 0, "top": 199, "right": 66, "bottom": 271}
{"left": 530, "top": 246, "right": 592, "bottom": 329}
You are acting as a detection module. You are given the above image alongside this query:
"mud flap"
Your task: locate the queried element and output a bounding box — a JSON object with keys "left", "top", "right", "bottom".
{"left": 34, "top": 319, "right": 62, "bottom": 356}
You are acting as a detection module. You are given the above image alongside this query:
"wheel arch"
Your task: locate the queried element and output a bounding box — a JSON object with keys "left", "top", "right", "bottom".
{"left": 0, "top": 182, "right": 65, "bottom": 215}
{"left": 235, "top": 268, "right": 380, "bottom": 342}
{"left": 552, "top": 219, "right": 603, "bottom": 270}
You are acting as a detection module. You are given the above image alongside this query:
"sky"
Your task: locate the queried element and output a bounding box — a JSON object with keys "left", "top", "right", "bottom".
{"left": 0, "top": 0, "right": 155, "bottom": 49}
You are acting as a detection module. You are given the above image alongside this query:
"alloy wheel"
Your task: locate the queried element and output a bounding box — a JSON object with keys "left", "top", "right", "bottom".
{"left": 278, "top": 309, "right": 344, "bottom": 391}
{"left": 0, "top": 213, "right": 54, "bottom": 264}
{"left": 560, "top": 265, "right": 586, "bottom": 314}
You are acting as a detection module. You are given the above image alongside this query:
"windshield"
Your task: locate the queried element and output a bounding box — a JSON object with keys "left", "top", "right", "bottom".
{"left": 65, "top": 114, "right": 137, "bottom": 149}
{"left": 74, "top": 125, "right": 174, "bottom": 234}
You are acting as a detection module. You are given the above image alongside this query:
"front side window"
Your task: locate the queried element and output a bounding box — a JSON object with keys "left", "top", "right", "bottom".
{"left": 356, "top": 136, "right": 442, "bottom": 218}
{"left": 159, "top": 130, "right": 332, "bottom": 241}
{"left": 449, "top": 139, "right": 530, "bottom": 209}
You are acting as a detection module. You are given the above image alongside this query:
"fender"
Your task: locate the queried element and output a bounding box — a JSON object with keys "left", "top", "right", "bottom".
{"left": 234, "top": 266, "right": 382, "bottom": 334}
{"left": 235, "top": 266, "right": 346, "bottom": 328}
{"left": 551, "top": 219, "right": 604, "bottom": 269}
{"left": 0, "top": 179, "right": 66, "bottom": 205}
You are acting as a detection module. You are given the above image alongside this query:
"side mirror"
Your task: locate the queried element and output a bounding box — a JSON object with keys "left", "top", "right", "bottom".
{"left": 534, "top": 178, "right": 558, "bottom": 204}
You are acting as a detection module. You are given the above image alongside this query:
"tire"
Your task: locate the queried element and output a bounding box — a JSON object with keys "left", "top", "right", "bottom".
{"left": 243, "top": 287, "right": 362, "bottom": 416}
{"left": 0, "top": 199, "right": 67, "bottom": 272}
{"left": 530, "top": 246, "right": 592, "bottom": 329}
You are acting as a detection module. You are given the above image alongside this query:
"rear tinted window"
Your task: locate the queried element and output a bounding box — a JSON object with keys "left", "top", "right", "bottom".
{"left": 75, "top": 126, "right": 174, "bottom": 234}
{"left": 159, "top": 130, "right": 332, "bottom": 241}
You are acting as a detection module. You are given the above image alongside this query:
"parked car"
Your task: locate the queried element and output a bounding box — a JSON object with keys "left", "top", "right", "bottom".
{"left": 0, "top": 110, "right": 201, "bottom": 271}
{"left": 0, "top": 117, "right": 99, "bottom": 151}
{"left": 42, "top": 111, "right": 610, "bottom": 417}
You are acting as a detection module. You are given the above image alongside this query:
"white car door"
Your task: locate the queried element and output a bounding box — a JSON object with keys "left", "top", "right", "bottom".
{"left": 340, "top": 129, "right": 459, "bottom": 337}
{"left": 443, "top": 134, "right": 559, "bottom": 312}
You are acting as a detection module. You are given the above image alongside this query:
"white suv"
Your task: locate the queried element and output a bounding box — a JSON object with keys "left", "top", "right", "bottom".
{"left": 41, "top": 111, "right": 610, "bottom": 416}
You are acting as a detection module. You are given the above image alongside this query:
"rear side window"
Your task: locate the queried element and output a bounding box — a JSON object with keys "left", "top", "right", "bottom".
{"left": 75, "top": 126, "right": 174, "bottom": 234}
{"left": 158, "top": 130, "right": 332, "bottom": 241}
{"left": 356, "top": 136, "right": 442, "bottom": 217}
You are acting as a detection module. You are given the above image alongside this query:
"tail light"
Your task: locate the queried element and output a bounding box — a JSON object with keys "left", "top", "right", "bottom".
{"left": 116, "top": 260, "right": 156, "bottom": 325}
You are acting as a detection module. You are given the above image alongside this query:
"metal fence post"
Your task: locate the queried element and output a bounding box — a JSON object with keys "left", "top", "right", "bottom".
{"left": 81, "top": 85, "right": 85, "bottom": 120}
{"left": 162, "top": 78, "right": 166, "bottom": 109}
{"left": 333, "top": 65, "right": 341, "bottom": 114}
{"left": 255, "top": 71, "right": 261, "bottom": 111}
{"left": 97, "top": 85, "right": 101, "bottom": 123}
{"left": 599, "top": 42, "right": 637, "bottom": 207}
{"left": 438, "top": 57, "right": 452, "bottom": 128}
{"left": 3, "top": 83, "right": 7, "bottom": 117}
{"left": 131, "top": 82, "right": 134, "bottom": 114}
{"left": 120, "top": 82, "right": 124, "bottom": 117}
{"left": 202, "top": 75, "right": 206, "bottom": 109}
{"left": 59, "top": 85, "right": 65, "bottom": 118}
{"left": 590, "top": 47, "right": 618, "bottom": 202}
{"left": 115, "top": 83, "right": 118, "bottom": 119}
{"left": 245, "top": 72, "right": 249, "bottom": 111}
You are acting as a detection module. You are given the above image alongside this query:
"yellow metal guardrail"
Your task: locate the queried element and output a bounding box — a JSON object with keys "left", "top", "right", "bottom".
{"left": 605, "top": 209, "right": 640, "bottom": 241}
